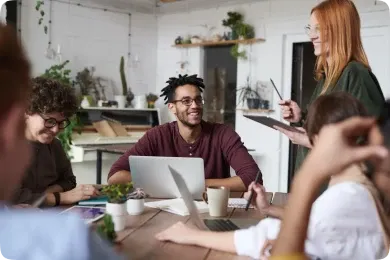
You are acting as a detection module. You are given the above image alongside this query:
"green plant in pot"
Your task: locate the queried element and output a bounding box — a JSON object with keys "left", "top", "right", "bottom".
{"left": 75, "top": 67, "right": 99, "bottom": 107}
{"left": 126, "top": 188, "right": 148, "bottom": 215}
{"left": 101, "top": 183, "right": 133, "bottom": 232}
{"left": 146, "top": 93, "right": 158, "bottom": 108}
{"left": 236, "top": 23, "right": 255, "bottom": 39}
{"left": 117, "top": 56, "right": 134, "bottom": 108}
{"left": 236, "top": 77, "right": 261, "bottom": 109}
{"left": 41, "top": 60, "right": 83, "bottom": 157}
{"left": 222, "top": 11, "right": 243, "bottom": 40}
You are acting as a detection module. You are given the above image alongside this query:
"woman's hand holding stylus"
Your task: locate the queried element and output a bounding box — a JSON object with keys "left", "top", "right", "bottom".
{"left": 243, "top": 182, "right": 270, "bottom": 212}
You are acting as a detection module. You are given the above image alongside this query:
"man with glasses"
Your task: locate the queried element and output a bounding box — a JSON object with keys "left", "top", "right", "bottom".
{"left": 12, "top": 77, "right": 101, "bottom": 206}
{"left": 108, "top": 74, "right": 262, "bottom": 191}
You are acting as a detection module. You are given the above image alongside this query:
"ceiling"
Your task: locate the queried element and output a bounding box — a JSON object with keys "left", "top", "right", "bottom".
{"left": 80, "top": 0, "right": 264, "bottom": 14}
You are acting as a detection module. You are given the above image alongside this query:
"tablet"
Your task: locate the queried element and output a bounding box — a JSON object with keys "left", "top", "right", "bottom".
{"left": 244, "top": 115, "right": 304, "bottom": 133}
{"left": 61, "top": 206, "right": 105, "bottom": 224}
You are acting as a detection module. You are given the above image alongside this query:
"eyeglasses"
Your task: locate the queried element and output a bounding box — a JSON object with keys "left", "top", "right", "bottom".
{"left": 172, "top": 97, "right": 204, "bottom": 106}
{"left": 39, "top": 114, "right": 70, "bottom": 129}
{"left": 304, "top": 24, "right": 321, "bottom": 36}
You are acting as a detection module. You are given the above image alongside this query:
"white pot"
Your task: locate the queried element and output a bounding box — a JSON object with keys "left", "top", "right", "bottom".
{"left": 81, "top": 96, "right": 90, "bottom": 108}
{"left": 127, "top": 199, "right": 145, "bottom": 215}
{"left": 106, "top": 202, "right": 127, "bottom": 216}
{"left": 106, "top": 202, "right": 127, "bottom": 231}
{"left": 133, "top": 95, "right": 146, "bottom": 109}
{"left": 114, "top": 95, "right": 126, "bottom": 108}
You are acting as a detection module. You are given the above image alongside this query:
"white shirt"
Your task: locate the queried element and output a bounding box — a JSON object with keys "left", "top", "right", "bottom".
{"left": 234, "top": 182, "right": 387, "bottom": 260}
{"left": 0, "top": 208, "right": 124, "bottom": 260}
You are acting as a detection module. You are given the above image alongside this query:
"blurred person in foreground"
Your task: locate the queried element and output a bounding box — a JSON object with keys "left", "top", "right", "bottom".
{"left": 0, "top": 24, "right": 123, "bottom": 260}
{"left": 156, "top": 92, "right": 390, "bottom": 260}
{"left": 271, "top": 101, "right": 390, "bottom": 260}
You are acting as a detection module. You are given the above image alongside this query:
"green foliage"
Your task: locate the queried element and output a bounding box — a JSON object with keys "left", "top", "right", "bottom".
{"left": 96, "top": 214, "right": 117, "bottom": 243}
{"left": 119, "top": 56, "right": 127, "bottom": 96}
{"left": 230, "top": 44, "right": 247, "bottom": 60}
{"left": 236, "top": 77, "right": 260, "bottom": 107}
{"left": 57, "top": 116, "right": 82, "bottom": 158}
{"left": 101, "top": 183, "right": 133, "bottom": 204}
{"left": 222, "top": 11, "right": 243, "bottom": 29}
{"left": 35, "top": 1, "right": 47, "bottom": 34}
{"left": 41, "top": 60, "right": 82, "bottom": 157}
{"left": 236, "top": 23, "right": 255, "bottom": 39}
{"left": 42, "top": 60, "right": 72, "bottom": 86}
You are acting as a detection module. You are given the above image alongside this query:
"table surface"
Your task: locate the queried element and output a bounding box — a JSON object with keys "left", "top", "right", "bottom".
{"left": 111, "top": 192, "right": 288, "bottom": 260}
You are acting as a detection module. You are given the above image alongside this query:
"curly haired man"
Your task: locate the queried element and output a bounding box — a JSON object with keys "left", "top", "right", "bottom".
{"left": 12, "top": 77, "right": 100, "bottom": 206}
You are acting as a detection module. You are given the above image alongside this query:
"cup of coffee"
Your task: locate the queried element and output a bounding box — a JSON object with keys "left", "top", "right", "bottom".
{"left": 202, "top": 186, "right": 230, "bottom": 217}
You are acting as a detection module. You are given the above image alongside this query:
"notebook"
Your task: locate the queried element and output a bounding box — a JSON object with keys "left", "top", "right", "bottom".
{"left": 228, "top": 198, "right": 254, "bottom": 209}
{"left": 78, "top": 196, "right": 108, "bottom": 206}
{"left": 145, "top": 198, "right": 209, "bottom": 216}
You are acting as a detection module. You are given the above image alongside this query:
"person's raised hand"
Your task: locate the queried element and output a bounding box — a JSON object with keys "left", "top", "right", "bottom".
{"left": 279, "top": 100, "right": 302, "bottom": 123}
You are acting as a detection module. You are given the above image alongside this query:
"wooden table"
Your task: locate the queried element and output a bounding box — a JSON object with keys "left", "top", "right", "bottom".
{"left": 112, "top": 192, "right": 288, "bottom": 259}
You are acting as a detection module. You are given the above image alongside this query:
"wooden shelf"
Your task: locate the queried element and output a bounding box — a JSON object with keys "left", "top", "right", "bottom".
{"left": 237, "top": 109, "right": 274, "bottom": 113}
{"left": 172, "top": 38, "right": 265, "bottom": 48}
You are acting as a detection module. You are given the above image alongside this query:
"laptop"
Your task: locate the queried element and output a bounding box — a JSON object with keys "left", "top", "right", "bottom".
{"left": 168, "top": 165, "right": 259, "bottom": 232}
{"left": 129, "top": 156, "right": 205, "bottom": 200}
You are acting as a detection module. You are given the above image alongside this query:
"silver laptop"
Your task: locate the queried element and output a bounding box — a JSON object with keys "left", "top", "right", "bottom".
{"left": 168, "top": 165, "right": 259, "bottom": 231}
{"left": 129, "top": 156, "right": 205, "bottom": 200}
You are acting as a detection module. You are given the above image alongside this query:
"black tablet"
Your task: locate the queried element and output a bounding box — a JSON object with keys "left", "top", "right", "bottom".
{"left": 244, "top": 115, "right": 304, "bottom": 133}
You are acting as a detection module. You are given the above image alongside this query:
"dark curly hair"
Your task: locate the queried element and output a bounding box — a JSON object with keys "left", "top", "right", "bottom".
{"left": 160, "top": 74, "right": 205, "bottom": 104}
{"left": 27, "top": 77, "right": 78, "bottom": 118}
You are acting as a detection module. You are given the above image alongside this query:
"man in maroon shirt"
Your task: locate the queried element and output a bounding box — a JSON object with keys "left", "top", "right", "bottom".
{"left": 108, "top": 74, "right": 262, "bottom": 191}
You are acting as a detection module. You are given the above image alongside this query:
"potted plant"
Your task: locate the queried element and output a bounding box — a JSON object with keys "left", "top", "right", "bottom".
{"left": 236, "top": 77, "right": 261, "bottom": 109}
{"left": 146, "top": 93, "right": 159, "bottom": 108}
{"left": 126, "top": 188, "right": 147, "bottom": 215}
{"left": 116, "top": 56, "right": 128, "bottom": 108}
{"left": 75, "top": 67, "right": 99, "bottom": 107}
{"left": 222, "top": 11, "right": 244, "bottom": 40}
{"left": 101, "top": 182, "right": 133, "bottom": 232}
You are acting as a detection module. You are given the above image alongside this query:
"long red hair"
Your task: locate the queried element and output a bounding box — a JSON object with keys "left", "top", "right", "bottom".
{"left": 311, "top": 0, "right": 370, "bottom": 94}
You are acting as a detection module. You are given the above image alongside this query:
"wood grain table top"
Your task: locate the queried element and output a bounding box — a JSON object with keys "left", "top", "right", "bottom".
{"left": 113, "top": 192, "right": 288, "bottom": 260}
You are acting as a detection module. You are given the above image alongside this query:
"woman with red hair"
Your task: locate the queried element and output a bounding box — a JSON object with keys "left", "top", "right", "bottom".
{"left": 277, "top": 0, "right": 385, "bottom": 175}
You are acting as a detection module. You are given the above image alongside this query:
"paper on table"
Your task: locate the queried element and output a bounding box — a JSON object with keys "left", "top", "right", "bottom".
{"left": 145, "top": 198, "right": 209, "bottom": 216}
{"left": 228, "top": 198, "right": 254, "bottom": 209}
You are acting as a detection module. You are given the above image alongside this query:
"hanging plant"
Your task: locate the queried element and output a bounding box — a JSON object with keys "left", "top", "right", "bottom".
{"left": 230, "top": 44, "right": 247, "bottom": 60}
{"left": 36, "top": 0, "right": 48, "bottom": 34}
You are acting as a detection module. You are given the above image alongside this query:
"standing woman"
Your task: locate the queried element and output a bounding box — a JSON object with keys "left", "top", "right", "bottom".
{"left": 277, "top": 0, "right": 385, "bottom": 173}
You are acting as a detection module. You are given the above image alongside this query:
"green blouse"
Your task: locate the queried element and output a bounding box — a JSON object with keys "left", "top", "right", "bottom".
{"left": 294, "top": 61, "right": 385, "bottom": 174}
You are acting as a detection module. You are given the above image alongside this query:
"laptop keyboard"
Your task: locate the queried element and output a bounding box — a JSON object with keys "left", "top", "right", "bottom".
{"left": 203, "top": 219, "right": 240, "bottom": 231}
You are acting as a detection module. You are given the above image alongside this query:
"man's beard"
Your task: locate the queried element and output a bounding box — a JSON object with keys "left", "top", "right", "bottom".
{"left": 176, "top": 110, "right": 202, "bottom": 128}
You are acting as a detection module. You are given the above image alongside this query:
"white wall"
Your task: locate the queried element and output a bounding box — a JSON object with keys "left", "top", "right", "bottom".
{"left": 155, "top": 0, "right": 390, "bottom": 192}
{"left": 21, "top": 0, "right": 158, "bottom": 97}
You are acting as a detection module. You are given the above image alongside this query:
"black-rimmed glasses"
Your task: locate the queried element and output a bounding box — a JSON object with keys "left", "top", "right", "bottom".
{"left": 172, "top": 97, "right": 204, "bottom": 106}
{"left": 39, "top": 114, "right": 70, "bottom": 129}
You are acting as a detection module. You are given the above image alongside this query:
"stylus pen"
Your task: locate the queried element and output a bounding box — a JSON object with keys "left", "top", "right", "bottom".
{"left": 245, "top": 170, "right": 261, "bottom": 211}
{"left": 270, "top": 78, "right": 283, "bottom": 101}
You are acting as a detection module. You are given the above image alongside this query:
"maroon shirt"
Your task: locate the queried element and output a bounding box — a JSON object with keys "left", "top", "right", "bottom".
{"left": 108, "top": 120, "right": 262, "bottom": 188}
